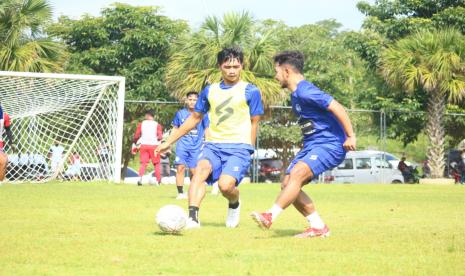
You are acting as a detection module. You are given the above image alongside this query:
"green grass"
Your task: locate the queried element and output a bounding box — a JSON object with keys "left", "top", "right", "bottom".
{"left": 0, "top": 182, "right": 464, "bottom": 275}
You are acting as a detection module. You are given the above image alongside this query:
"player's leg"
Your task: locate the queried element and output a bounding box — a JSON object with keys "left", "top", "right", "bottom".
{"left": 220, "top": 149, "right": 251, "bottom": 228}
{"left": 149, "top": 147, "right": 161, "bottom": 185}
{"left": 281, "top": 174, "right": 316, "bottom": 216}
{"left": 174, "top": 149, "right": 189, "bottom": 198}
{"left": 186, "top": 160, "right": 211, "bottom": 228}
{"left": 153, "top": 161, "right": 161, "bottom": 184}
{"left": 175, "top": 164, "right": 187, "bottom": 198}
{"left": 186, "top": 144, "right": 221, "bottom": 228}
{"left": 0, "top": 151, "right": 8, "bottom": 182}
{"left": 252, "top": 146, "right": 343, "bottom": 237}
{"left": 138, "top": 145, "right": 150, "bottom": 186}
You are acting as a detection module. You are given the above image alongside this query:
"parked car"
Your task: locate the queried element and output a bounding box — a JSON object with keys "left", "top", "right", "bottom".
{"left": 362, "top": 150, "right": 416, "bottom": 169}
{"left": 324, "top": 150, "right": 405, "bottom": 184}
{"left": 258, "top": 158, "right": 283, "bottom": 183}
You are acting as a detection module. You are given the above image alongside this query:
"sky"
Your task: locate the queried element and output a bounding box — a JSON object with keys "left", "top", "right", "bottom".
{"left": 49, "top": 0, "right": 374, "bottom": 31}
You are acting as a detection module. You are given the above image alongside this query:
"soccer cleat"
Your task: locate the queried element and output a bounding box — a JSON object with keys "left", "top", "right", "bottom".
{"left": 294, "top": 225, "right": 330, "bottom": 238}
{"left": 137, "top": 180, "right": 142, "bottom": 186}
{"left": 250, "top": 212, "right": 272, "bottom": 229}
{"left": 225, "top": 201, "right": 241, "bottom": 228}
{"left": 185, "top": 217, "right": 201, "bottom": 229}
{"left": 176, "top": 193, "right": 187, "bottom": 200}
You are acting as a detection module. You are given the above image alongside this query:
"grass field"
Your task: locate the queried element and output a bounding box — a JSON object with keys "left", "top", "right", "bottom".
{"left": 0, "top": 182, "right": 464, "bottom": 275}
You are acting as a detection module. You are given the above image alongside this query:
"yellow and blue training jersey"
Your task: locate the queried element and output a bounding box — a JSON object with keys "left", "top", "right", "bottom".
{"left": 195, "top": 80, "right": 264, "bottom": 151}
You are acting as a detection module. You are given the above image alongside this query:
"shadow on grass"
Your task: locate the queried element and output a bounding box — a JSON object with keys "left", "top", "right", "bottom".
{"left": 201, "top": 222, "right": 225, "bottom": 228}
{"left": 271, "top": 229, "right": 300, "bottom": 238}
{"left": 250, "top": 228, "right": 300, "bottom": 239}
{"left": 152, "top": 231, "right": 184, "bottom": 236}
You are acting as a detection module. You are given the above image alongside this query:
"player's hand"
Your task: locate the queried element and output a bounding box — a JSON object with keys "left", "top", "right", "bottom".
{"left": 343, "top": 136, "right": 356, "bottom": 151}
{"left": 155, "top": 142, "right": 170, "bottom": 155}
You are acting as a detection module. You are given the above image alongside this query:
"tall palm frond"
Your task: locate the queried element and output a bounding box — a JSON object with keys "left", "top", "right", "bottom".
{"left": 0, "top": 0, "right": 66, "bottom": 72}
{"left": 165, "top": 12, "right": 286, "bottom": 106}
{"left": 380, "top": 28, "right": 465, "bottom": 178}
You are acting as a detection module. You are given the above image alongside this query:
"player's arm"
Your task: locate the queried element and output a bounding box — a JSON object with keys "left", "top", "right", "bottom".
{"left": 133, "top": 123, "right": 142, "bottom": 144}
{"left": 246, "top": 85, "right": 264, "bottom": 148}
{"left": 250, "top": 115, "right": 261, "bottom": 147}
{"left": 327, "top": 100, "right": 356, "bottom": 151}
{"left": 157, "top": 124, "right": 163, "bottom": 141}
{"left": 156, "top": 112, "right": 203, "bottom": 154}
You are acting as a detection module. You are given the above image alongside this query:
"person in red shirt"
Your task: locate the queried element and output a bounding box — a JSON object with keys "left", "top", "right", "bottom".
{"left": 133, "top": 110, "right": 163, "bottom": 186}
{"left": 0, "top": 108, "right": 14, "bottom": 182}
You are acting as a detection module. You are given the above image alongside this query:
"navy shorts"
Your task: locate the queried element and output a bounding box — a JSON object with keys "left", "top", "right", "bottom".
{"left": 286, "top": 143, "right": 346, "bottom": 177}
{"left": 198, "top": 143, "right": 252, "bottom": 185}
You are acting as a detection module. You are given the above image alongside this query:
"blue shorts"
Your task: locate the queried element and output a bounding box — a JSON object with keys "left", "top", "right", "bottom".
{"left": 198, "top": 143, "right": 252, "bottom": 185}
{"left": 286, "top": 143, "right": 346, "bottom": 178}
{"left": 175, "top": 147, "right": 200, "bottom": 169}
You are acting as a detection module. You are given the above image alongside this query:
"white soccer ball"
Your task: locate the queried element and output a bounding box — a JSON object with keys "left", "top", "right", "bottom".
{"left": 156, "top": 205, "right": 187, "bottom": 234}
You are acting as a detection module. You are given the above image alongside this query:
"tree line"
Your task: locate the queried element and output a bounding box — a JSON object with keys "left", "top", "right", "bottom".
{"left": 1, "top": 0, "right": 464, "bottom": 178}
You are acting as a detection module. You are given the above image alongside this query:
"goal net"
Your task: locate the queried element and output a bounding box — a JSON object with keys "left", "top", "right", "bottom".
{"left": 0, "top": 71, "right": 125, "bottom": 183}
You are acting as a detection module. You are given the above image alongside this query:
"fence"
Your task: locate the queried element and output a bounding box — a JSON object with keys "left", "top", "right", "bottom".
{"left": 125, "top": 101, "right": 465, "bottom": 183}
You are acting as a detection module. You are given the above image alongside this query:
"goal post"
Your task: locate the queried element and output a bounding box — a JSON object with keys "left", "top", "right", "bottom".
{"left": 0, "top": 71, "right": 125, "bottom": 183}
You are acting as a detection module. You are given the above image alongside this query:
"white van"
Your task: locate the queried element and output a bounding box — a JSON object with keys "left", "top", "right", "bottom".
{"left": 326, "top": 151, "right": 404, "bottom": 184}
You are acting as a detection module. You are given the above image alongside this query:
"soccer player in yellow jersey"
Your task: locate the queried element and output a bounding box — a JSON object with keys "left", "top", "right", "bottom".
{"left": 156, "top": 47, "right": 264, "bottom": 228}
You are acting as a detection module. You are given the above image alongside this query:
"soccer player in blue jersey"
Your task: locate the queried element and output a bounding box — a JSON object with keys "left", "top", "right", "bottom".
{"left": 251, "top": 51, "right": 356, "bottom": 238}
{"left": 156, "top": 47, "right": 264, "bottom": 229}
{"left": 171, "top": 91, "right": 209, "bottom": 200}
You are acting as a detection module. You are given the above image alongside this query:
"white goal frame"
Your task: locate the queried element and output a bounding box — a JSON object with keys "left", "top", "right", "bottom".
{"left": 0, "top": 71, "right": 125, "bottom": 183}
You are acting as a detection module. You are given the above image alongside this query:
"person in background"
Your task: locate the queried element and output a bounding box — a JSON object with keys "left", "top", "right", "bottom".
{"left": 48, "top": 141, "right": 64, "bottom": 177}
{"left": 0, "top": 105, "right": 15, "bottom": 184}
{"left": 160, "top": 150, "right": 172, "bottom": 180}
{"left": 133, "top": 109, "right": 163, "bottom": 186}
{"left": 65, "top": 151, "right": 81, "bottom": 180}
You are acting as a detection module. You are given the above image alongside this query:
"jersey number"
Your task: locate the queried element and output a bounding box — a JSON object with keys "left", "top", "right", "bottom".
{"left": 215, "top": 97, "right": 234, "bottom": 126}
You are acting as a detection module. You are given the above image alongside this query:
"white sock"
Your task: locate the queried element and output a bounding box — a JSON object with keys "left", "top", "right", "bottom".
{"left": 306, "top": 211, "right": 325, "bottom": 229}
{"left": 267, "top": 204, "right": 283, "bottom": 222}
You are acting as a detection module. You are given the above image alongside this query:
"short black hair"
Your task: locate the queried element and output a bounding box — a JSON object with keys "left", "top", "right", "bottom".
{"left": 145, "top": 109, "right": 155, "bottom": 117}
{"left": 273, "top": 50, "right": 305, "bottom": 73}
{"left": 217, "top": 46, "right": 244, "bottom": 65}
{"left": 186, "top": 91, "right": 199, "bottom": 98}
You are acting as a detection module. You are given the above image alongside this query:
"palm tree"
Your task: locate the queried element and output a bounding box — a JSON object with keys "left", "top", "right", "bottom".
{"left": 380, "top": 28, "right": 465, "bottom": 178}
{"left": 0, "top": 0, "right": 66, "bottom": 72}
{"left": 165, "top": 12, "right": 286, "bottom": 105}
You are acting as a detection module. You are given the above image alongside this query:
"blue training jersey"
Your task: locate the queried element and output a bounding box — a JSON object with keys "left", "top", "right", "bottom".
{"left": 291, "top": 80, "right": 346, "bottom": 145}
{"left": 195, "top": 81, "right": 264, "bottom": 151}
{"left": 172, "top": 108, "right": 209, "bottom": 151}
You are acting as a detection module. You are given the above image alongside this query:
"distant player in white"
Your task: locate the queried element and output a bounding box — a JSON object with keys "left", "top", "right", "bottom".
{"left": 132, "top": 109, "right": 163, "bottom": 186}
{"left": 48, "top": 141, "right": 64, "bottom": 175}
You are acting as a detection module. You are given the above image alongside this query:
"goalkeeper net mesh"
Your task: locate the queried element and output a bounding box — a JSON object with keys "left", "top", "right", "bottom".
{"left": 0, "top": 71, "right": 125, "bottom": 183}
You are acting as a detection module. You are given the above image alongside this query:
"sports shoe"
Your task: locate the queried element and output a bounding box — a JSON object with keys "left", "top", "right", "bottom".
{"left": 176, "top": 193, "right": 187, "bottom": 200}
{"left": 137, "top": 180, "right": 142, "bottom": 186}
{"left": 225, "top": 201, "right": 241, "bottom": 228}
{"left": 185, "top": 217, "right": 201, "bottom": 229}
{"left": 294, "top": 225, "right": 330, "bottom": 238}
{"left": 250, "top": 212, "right": 272, "bottom": 229}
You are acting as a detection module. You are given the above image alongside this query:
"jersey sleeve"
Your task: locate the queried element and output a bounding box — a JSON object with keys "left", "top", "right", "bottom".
{"left": 245, "top": 84, "right": 264, "bottom": 116}
{"left": 194, "top": 85, "right": 210, "bottom": 114}
{"left": 133, "top": 123, "right": 142, "bottom": 143}
{"left": 171, "top": 111, "right": 181, "bottom": 128}
{"left": 4, "top": 113, "right": 10, "bottom": 127}
{"left": 299, "top": 86, "right": 333, "bottom": 110}
{"left": 202, "top": 114, "right": 210, "bottom": 129}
